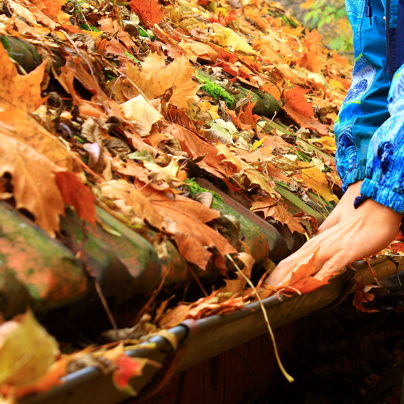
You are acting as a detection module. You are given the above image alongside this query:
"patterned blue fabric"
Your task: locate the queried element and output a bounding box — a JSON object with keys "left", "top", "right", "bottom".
{"left": 335, "top": 0, "right": 404, "bottom": 214}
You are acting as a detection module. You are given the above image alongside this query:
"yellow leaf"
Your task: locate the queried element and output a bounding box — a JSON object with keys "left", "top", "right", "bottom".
{"left": 300, "top": 0, "right": 315, "bottom": 9}
{"left": 210, "top": 26, "right": 258, "bottom": 55}
{"left": 251, "top": 136, "right": 268, "bottom": 151}
{"left": 329, "top": 79, "right": 344, "bottom": 89}
{"left": 309, "top": 136, "right": 337, "bottom": 151}
{"left": 198, "top": 101, "right": 220, "bottom": 119}
{"left": 0, "top": 312, "right": 58, "bottom": 386}
{"left": 120, "top": 95, "right": 163, "bottom": 137}
{"left": 301, "top": 167, "right": 339, "bottom": 203}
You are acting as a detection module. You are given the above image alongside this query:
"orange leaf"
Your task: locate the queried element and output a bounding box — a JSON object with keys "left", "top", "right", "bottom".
{"left": 352, "top": 280, "right": 378, "bottom": 313}
{"left": 238, "top": 102, "right": 260, "bottom": 131}
{"left": 284, "top": 88, "right": 314, "bottom": 118}
{"left": 30, "top": 0, "right": 66, "bottom": 21}
{"left": 276, "top": 249, "right": 331, "bottom": 294}
{"left": 130, "top": 0, "right": 165, "bottom": 27}
{"left": 54, "top": 172, "right": 96, "bottom": 227}
{"left": 0, "top": 43, "right": 47, "bottom": 113}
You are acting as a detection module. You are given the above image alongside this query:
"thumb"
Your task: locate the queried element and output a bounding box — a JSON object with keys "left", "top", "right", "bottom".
{"left": 314, "top": 249, "right": 350, "bottom": 281}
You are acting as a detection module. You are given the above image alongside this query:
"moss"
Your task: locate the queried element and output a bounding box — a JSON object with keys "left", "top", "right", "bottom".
{"left": 197, "top": 77, "right": 234, "bottom": 107}
{"left": 185, "top": 178, "right": 224, "bottom": 202}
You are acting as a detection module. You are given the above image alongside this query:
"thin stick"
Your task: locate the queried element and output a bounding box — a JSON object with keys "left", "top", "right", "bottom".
{"left": 226, "top": 254, "right": 294, "bottom": 383}
{"left": 188, "top": 265, "right": 208, "bottom": 297}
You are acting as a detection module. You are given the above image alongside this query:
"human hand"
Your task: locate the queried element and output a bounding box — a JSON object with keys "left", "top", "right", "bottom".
{"left": 265, "top": 198, "right": 402, "bottom": 287}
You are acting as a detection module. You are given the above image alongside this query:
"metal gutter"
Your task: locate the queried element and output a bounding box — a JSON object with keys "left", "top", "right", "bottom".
{"left": 20, "top": 256, "right": 404, "bottom": 404}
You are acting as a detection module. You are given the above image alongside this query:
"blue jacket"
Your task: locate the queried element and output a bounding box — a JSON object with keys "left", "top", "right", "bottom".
{"left": 335, "top": 0, "right": 404, "bottom": 213}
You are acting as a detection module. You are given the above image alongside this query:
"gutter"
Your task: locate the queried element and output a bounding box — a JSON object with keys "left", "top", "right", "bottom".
{"left": 20, "top": 256, "right": 404, "bottom": 404}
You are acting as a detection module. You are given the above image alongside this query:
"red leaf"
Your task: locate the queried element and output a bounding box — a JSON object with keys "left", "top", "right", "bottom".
{"left": 130, "top": 0, "right": 165, "bottom": 27}
{"left": 113, "top": 355, "right": 147, "bottom": 396}
{"left": 55, "top": 172, "right": 96, "bottom": 227}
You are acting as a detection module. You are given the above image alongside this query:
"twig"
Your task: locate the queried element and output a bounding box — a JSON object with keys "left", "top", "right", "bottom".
{"left": 188, "top": 265, "right": 208, "bottom": 297}
{"left": 226, "top": 254, "right": 294, "bottom": 383}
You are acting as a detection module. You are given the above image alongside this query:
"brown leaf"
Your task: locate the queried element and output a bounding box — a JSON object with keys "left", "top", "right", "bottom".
{"left": 0, "top": 131, "right": 64, "bottom": 237}
{"left": 0, "top": 43, "right": 47, "bottom": 113}
{"left": 143, "top": 186, "right": 237, "bottom": 270}
{"left": 352, "top": 280, "right": 378, "bottom": 313}
{"left": 54, "top": 172, "right": 96, "bottom": 227}
{"left": 251, "top": 199, "right": 305, "bottom": 234}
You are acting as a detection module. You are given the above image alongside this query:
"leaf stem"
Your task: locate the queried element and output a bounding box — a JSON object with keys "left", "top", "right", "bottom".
{"left": 226, "top": 254, "right": 294, "bottom": 383}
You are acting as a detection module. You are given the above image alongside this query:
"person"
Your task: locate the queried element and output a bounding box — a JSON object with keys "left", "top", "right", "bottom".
{"left": 266, "top": 0, "right": 404, "bottom": 287}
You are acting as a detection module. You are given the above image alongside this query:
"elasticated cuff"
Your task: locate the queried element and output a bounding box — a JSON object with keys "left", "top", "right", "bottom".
{"left": 340, "top": 164, "right": 367, "bottom": 192}
{"left": 361, "top": 178, "right": 404, "bottom": 214}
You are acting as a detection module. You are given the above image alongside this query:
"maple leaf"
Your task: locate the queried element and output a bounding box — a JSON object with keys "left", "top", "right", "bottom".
{"left": 0, "top": 43, "right": 47, "bottom": 113}
{"left": 113, "top": 355, "right": 149, "bottom": 396}
{"left": 352, "top": 280, "right": 378, "bottom": 313}
{"left": 54, "top": 172, "right": 96, "bottom": 227}
{"left": 0, "top": 131, "right": 64, "bottom": 237}
{"left": 238, "top": 102, "right": 260, "bottom": 131}
{"left": 30, "top": 0, "right": 66, "bottom": 21}
{"left": 275, "top": 249, "right": 331, "bottom": 294}
{"left": 130, "top": 0, "right": 165, "bottom": 27}
{"left": 0, "top": 110, "right": 73, "bottom": 171}
{"left": 284, "top": 88, "right": 314, "bottom": 118}
{"left": 127, "top": 54, "right": 200, "bottom": 109}
{"left": 251, "top": 199, "right": 305, "bottom": 234}
{"left": 143, "top": 186, "right": 237, "bottom": 270}
{"left": 120, "top": 95, "right": 163, "bottom": 137}
{"left": 300, "top": 167, "right": 339, "bottom": 203}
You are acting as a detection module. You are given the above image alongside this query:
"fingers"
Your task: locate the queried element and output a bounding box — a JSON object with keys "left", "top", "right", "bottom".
{"left": 314, "top": 249, "right": 350, "bottom": 281}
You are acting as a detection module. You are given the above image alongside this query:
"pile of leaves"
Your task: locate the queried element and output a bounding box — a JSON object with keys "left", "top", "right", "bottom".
{"left": 0, "top": 0, "right": 356, "bottom": 399}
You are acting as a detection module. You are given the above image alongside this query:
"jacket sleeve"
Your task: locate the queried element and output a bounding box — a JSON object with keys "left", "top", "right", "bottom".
{"left": 334, "top": 0, "right": 390, "bottom": 192}
{"left": 360, "top": 65, "right": 404, "bottom": 214}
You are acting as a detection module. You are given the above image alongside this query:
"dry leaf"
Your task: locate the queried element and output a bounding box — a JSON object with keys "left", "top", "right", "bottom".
{"left": 0, "top": 131, "right": 64, "bottom": 237}
{"left": 120, "top": 95, "right": 163, "bottom": 137}
{"left": 130, "top": 0, "right": 165, "bottom": 27}
{"left": 54, "top": 172, "right": 96, "bottom": 227}
{"left": 0, "top": 43, "right": 47, "bottom": 113}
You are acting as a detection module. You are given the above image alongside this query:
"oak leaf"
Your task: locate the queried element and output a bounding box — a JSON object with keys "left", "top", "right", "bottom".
{"left": 0, "top": 131, "right": 64, "bottom": 237}
{"left": 54, "top": 172, "right": 96, "bottom": 227}
{"left": 0, "top": 43, "right": 47, "bottom": 113}
{"left": 120, "top": 95, "right": 163, "bottom": 137}
{"left": 130, "top": 0, "right": 165, "bottom": 27}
